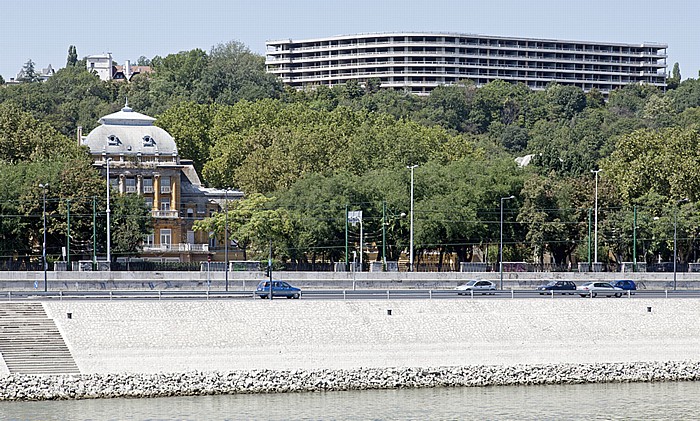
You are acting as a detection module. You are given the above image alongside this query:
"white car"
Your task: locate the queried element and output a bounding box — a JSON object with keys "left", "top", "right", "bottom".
{"left": 455, "top": 280, "right": 496, "bottom": 295}
{"left": 578, "top": 282, "right": 623, "bottom": 298}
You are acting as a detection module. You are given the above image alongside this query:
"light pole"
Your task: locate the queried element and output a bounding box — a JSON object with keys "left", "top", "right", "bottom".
{"left": 106, "top": 157, "right": 113, "bottom": 267}
{"left": 407, "top": 164, "right": 418, "bottom": 272}
{"left": 500, "top": 195, "right": 515, "bottom": 290}
{"left": 224, "top": 189, "right": 229, "bottom": 291}
{"left": 674, "top": 198, "right": 689, "bottom": 291}
{"left": 591, "top": 169, "right": 603, "bottom": 268}
{"left": 39, "top": 183, "right": 49, "bottom": 292}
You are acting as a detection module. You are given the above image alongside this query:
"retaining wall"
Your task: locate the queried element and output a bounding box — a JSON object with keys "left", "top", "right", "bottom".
{"left": 1, "top": 271, "right": 700, "bottom": 291}
{"left": 38, "top": 298, "right": 700, "bottom": 375}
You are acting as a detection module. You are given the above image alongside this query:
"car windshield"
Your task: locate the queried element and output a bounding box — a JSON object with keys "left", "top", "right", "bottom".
{"left": 466, "top": 280, "right": 477, "bottom": 286}
{"left": 546, "top": 281, "right": 557, "bottom": 286}
{"left": 581, "top": 282, "right": 593, "bottom": 286}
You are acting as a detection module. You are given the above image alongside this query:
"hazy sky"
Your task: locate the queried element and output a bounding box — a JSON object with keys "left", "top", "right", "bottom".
{"left": 1, "top": 0, "right": 697, "bottom": 81}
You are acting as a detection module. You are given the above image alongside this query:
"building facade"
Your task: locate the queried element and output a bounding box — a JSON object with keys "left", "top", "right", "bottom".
{"left": 86, "top": 53, "right": 152, "bottom": 82}
{"left": 82, "top": 104, "right": 242, "bottom": 262}
{"left": 266, "top": 32, "right": 667, "bottom": 95}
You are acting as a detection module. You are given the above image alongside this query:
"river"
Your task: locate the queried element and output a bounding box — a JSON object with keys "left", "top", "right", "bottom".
{"left": 2, "top": 381, "right": 698, "bottom": 420}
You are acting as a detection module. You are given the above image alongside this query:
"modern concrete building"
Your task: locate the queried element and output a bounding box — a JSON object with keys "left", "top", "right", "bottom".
{"left": 266, "top": 32, "right": 667, "bottom": 95}
{"left": 82, "top": 103, "right": 243, "bottom": 263}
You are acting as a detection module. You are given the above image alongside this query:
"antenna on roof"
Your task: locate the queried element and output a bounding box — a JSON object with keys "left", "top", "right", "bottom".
{"left": 122, "top": 96, "right": 132, "bottom": 112}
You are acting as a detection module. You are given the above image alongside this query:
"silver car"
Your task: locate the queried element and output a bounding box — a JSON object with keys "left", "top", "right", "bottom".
{"left": 578, "top": 282, "right": 623, "bottom": 298}
{"left": 455, "top": 280, "right": 496, "bottom": 295}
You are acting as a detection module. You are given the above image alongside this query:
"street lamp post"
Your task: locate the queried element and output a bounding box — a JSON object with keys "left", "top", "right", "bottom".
{"left": 590, "top": 169, "right": 603, "bottom": 268}
{"left": 407, "top": 164, "right": 418, "bottom": 272}
{"left": 674, "top": 198, "right": 689, "bottom": 291}
{"left": 224, "top": 189, "right": 229, "bottom": 291}
{"left": 39, "top": 183, "right": 49, "bottom": 292}
{"left": 500, "top": 195, "right": 515, "bottom": 290}
{"left": 106, "top": 157, "right": 113, "bottom": 267}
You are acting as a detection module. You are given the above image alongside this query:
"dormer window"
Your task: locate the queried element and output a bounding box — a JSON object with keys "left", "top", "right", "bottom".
{"left": 107, "top": 135, "right": 120, "bottom": 146}
{"left": 143, "top": 135, "right": 155, "bottom": 147}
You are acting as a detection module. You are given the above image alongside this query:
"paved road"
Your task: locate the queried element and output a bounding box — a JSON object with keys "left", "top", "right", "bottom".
{"left": 0, "top": 289, "right": 698, "bottom": 301}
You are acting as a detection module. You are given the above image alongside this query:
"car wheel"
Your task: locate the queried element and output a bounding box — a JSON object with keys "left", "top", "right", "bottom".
{"left": 286, "top": 295, "right": 293, "bottom": 299}
{"left": 579, "top": 294, "right": 586, "bottom": 298}
{"left": 592, "top": 292, "right": 597, "bottom": 298}
{"left": 293, "top": 293, "right": 300, "bottom": 299}
{"left": 259, "top": 294, "right": 268, "bottom": 299}
{"left": 615, "top": 292, "right": 622, "bottom": 298}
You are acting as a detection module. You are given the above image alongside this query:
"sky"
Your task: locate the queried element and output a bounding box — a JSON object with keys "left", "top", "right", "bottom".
{"left": 1, "top": 0, "right": 698, "bottom": 81}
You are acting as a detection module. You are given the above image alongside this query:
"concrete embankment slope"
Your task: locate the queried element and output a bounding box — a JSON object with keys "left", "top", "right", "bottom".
{"left": 40, "top": 298, "right": 700, "bottom": 374}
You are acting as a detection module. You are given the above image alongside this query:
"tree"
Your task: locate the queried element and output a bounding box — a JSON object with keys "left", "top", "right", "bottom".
{"left": 196, "top": 40, "right": 283, "bottom": 104}
{"left": 17, "top": 59, "right": 38, "bottom": 83}
{"left": 0, "top": 74, "right": 5, "bottom": 85}
{"left": 66, "top": 45, "right": 78, "bottom": 67}
{"left": 155, "top": 102, "right": 214, "bottom": 175}
{"left": 193, "top": 193, "right": 293, "bottom": 260}
{"left": 136, "top": 56, "right": 151, "bottom": 66}
{"left": 667, "top": 62, "right": 681, "bottom": 89}
{"left": 110, "top": 193, "right": 153, "bottom": 257}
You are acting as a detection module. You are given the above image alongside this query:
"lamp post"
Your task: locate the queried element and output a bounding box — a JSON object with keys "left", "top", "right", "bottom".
{"left": 590, "top": 169, "right": 603, "bottom": 268}
{"left": 407, "top": 164, "right": 418, "bottom": 272}
{"left": 39, "top": 183, "right": 49, "bottom": 292}
{"left": 224, "top": 189, "right": 229, "bottom": 291}
{"left": 674, "top": 198, "right": 689, "bottom": 291}
{"left": 500, "top": 195, "right": 515, "bottom": 290}
{"left": 106, "top": 157, "right": 113, "bottom": 266}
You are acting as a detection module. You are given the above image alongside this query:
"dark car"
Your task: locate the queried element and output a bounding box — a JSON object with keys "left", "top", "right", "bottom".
{"left": 612, "top": 280, "right": 637, "bottom": 292}
{"left": 256, "top": 280, "right": 301, "bottom": 299}
{"left": 536, "top": 280, "right": 577, "bottom": 295}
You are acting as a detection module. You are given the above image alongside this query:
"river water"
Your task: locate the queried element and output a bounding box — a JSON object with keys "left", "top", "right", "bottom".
{"left": 2, "top": 381, "right": 699, "bottom": 420}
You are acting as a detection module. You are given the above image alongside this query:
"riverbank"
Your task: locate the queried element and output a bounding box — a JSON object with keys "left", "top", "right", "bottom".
{"left": 1, "top": 361, "right": 699, "bottom": 401}
{"left": 2, "top": 299, "right": 700, "bottom": 400}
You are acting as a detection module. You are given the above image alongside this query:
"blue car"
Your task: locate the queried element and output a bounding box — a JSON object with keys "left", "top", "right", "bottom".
{"left": 256, "top": 280, "right": 301, "bottom": 299}
{"left": 612, "top": 280, "right": 637, "bottom": 291}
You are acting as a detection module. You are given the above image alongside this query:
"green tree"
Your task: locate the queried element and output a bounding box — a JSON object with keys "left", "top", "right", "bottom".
{"left": 667, "top": 62, "right": 681, "bottom": 89}
{"left": 17, "top": 59, "right": 38, "bottom": 83}
{"left": 110, "top": 193, "right": 153, "bottom": 257}
{"left": 197, "top": 40, "right": 283, "bottom": 104}
{"left": 66, "top": 45, "right": 78, "bottom": 67}
{"left": 193, "top": 193, "right": 293, "bottom": 260}
{"left": 156, "top": 102, "right": 214, "bottom": 175}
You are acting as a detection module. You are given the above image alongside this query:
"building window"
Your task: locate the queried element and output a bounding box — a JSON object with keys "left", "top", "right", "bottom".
{"left": 187, "top": 208, "right": 194, "bottom": 218}
{"left": 160, "top": 199, "right": 170, "bottom": 211}
{"left": 144, "top": 198, "right": 153, "bottom": 209}
{"left": 160, "top": 229, "right": 171, "bottom": 247}
{"left": 143, "top": 135, "right": 155, "bottom": 147}
{"left": 125, "top": 178, "right": 136, "bottom": 193}
{"left": 161, "top": 177, "right": 171, "bottom": 194}
{"left": 107, "top": 135, "right": 120, "bottom": 146}
{"left": 144, "top": 234, "right": 154, "bottom": 246}
{"left": 143, "top": 178, "right": 153, "bottom": 193}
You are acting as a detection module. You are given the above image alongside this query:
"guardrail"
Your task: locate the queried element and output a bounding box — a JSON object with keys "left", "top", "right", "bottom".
{"left": 1, "top": 289, "right": 696, "bottom": 302}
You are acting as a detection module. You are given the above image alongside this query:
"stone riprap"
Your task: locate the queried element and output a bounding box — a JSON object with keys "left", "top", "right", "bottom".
{"left": 1, "top": 362, "right": 699, "bottom": 401}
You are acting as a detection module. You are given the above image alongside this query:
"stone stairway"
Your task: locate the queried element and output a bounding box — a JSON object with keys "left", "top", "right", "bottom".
{"left": 0, "top": 303, "right": 80, "bottom": 375}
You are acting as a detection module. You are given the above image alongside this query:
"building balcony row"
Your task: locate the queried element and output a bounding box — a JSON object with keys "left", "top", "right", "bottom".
{"left": 268, "top": 39, "right": 666, "bottom": 57}
{"left": 142, "top": 243, "right": 210, "bottom": 253}
{"left": 266, "top": 50, "right": 666, "bottom": 67}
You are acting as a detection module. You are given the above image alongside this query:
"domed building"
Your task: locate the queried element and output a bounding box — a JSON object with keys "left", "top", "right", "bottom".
{"left": 82, "top": 103, "right": 242, "bottom": 263}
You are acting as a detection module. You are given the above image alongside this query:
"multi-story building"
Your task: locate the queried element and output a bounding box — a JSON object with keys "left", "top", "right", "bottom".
{"left": 266, "top": 32, "right": 667, "bottom": 95}
{"left": 86, "top": 53, "right": 152, "bottom": 82}
{"left": 82, "top": 103, "right": 243, "bottom": 262}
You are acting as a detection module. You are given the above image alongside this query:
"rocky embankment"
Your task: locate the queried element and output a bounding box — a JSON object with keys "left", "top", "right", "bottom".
{"left": 2, "top": 361, "right": 699, "bottom": 401}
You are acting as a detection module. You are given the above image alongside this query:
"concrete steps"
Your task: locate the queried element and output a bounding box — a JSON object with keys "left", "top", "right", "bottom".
{"left": 0, "top": 303, "right": 80, "bottom": 375}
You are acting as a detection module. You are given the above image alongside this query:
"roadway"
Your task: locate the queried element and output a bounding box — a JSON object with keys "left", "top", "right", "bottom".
{"left": 1, "top": 289, "right": 698, "bottom": 301}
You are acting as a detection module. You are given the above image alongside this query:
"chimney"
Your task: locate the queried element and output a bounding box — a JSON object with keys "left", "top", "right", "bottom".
{"left": 125, "top": 60, "right": 131, "bottom": 80}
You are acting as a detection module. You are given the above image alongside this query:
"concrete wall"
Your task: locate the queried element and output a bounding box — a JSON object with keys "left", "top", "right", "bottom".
{"left": 2, "top": 270, "right": 700, "bottom": 291}
{"left": 41, "top": 298, "right": 700, "bottom": 375}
